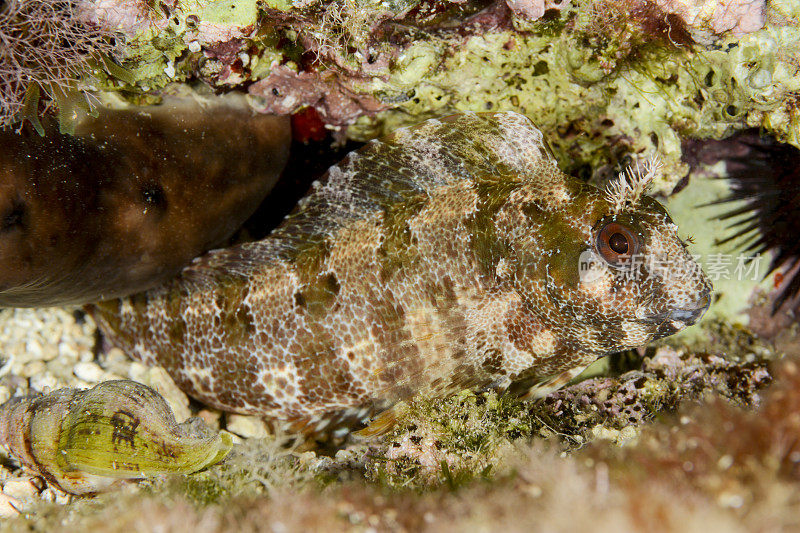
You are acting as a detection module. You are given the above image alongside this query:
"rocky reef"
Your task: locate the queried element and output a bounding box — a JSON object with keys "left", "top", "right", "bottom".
{"left": 0, "top": 309, "right": 793, "bottom": 530}
{"left": 4, "top": 0, "right": 795, "bottom": 192}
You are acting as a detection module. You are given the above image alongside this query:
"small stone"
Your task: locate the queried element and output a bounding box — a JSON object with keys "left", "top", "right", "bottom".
{"left": 101, "top": 347, "right": 133, "bottom": 377}
{"left": 21, "top": 360, "right": 45, "bottom": 378}
{"left": 40, "top": 487, "right": 70, "bottom": 505}
{"left": 73, "top": 361, "right": 104, "bottom": 383}
{"left": 197, "top": 409, "right": 222, "bottom": 431}
{"left": 590, "top": 425, "right": 620, "bottom": 442}
{"left": 0, "top": 355, "right": 13, "bottom": 377}
{"left": 40, "top": 343, "right": 60, "bottom": 362}
{"left": 29, "top": 372, "right": 58, "bottom": 392}
{"left": 296, "top": 451, "right": 320, "bottom": 467}
{"left": 0, "top": 493, "right": 20, "bottom": 517}
{"left": 24, "top": 339, "right": 43, "bottom": 362}
{"left": 226, "top": 414, "right": 270, "bottom": 439}
{"left": 616, "top": 425, "right": 639, "bottom": 446}
{"left": 127, "top": 361, "right": 149, "bottom": 383}
{"left": 3, "top": 477, "right": 40, "bottom": 502}
{"left": 335, "top": 448, "right": 357, "bottom": 463}
{"left": 144, "top": 367, "right": 192, "bottom": 422}
{"left": 56, "top": 341, "right": 79, "bottom": 361}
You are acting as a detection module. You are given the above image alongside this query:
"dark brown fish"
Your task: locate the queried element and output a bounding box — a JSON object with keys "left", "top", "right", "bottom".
{"left": 0, "top": 96, "right": 290, "bottom": 307}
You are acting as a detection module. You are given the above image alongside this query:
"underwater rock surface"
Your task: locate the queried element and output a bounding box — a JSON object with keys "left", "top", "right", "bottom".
{"left": 34, "top": 0, "right": 790, "bottom": 196}
{"left": 0, "top": 96, "right": 290, "bottom": 307}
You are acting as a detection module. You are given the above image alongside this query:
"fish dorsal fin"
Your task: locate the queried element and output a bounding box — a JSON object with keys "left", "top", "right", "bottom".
{"left": 273, "top": 111, "right": 557, "bottom": 254}
{"left": 178, "top": 112, "right": 557, "bottom": 287}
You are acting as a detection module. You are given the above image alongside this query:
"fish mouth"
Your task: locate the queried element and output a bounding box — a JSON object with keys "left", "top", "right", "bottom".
{"left": 642, "top": 293, "right": 711, "bottom": 332}
{"left": 676, "top": 292, "right": 711, "bottom": 325}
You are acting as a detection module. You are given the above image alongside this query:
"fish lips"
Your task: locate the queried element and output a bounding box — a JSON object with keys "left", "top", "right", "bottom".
{"left": 643, "top": 293, "right": 711, "bottom": 337}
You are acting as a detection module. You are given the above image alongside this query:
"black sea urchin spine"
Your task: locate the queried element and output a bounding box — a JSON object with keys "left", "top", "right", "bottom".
{"left": 691, "top": 130, "right": 800, "bottom": 313}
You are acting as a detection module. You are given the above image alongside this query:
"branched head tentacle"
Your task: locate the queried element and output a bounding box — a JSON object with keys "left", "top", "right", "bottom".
{"left": 605, "top": 155, "right": 663, "bottom": 214}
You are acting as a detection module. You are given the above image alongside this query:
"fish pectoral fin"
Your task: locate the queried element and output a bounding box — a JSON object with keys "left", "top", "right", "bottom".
{"left": 353, "top": 401, "right": 410, "bottom": 438}
{"left": 520, "top": 365, "right": 588, "bottom": 401}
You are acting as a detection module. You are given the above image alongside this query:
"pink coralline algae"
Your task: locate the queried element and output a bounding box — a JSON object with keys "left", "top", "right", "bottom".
{"left": 248, "top": 65, "right": 388, "bottom": 128}
{"left": 505, "top": 0, "right": 569, "bottom": 21}
{"left": 78, "top": 0, "right": 172, "bottom": 35}
{"left": 654, "top": 0, "right": 766, "bottom": 41}
{"left": 79, "top": 0, "right": 256, "bottom": 44}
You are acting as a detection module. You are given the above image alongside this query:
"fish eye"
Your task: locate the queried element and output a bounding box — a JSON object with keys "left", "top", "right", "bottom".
{"left": 596, "top": 222, "right": 639, "bottom": 266}
{"left": 608, "top": 232, "right": 628, "bottom": 254}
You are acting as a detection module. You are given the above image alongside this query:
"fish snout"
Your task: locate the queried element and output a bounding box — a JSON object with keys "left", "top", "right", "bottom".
{"left": 668, "top": 292, "right": 711, "bottom": 326}
{"left": 643, "top": 291, "right": 711, "bottom": 332}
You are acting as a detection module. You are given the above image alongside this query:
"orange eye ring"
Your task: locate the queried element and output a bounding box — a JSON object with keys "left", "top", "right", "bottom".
{"left": 595, "top": 222, "right": 640, "bottom": 267}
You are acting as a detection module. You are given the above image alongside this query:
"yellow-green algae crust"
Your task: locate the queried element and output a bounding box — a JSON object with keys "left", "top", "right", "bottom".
{"left": 100, "top": 0, "right": 266, "bottom": 97}
{"left": 43, "top": 0, "right": 798, "bottom": 192}
{"left": 346, "top": 0, "right": 800, "bottom": 193}
{"left": 93, "top": 0, "right": 799, "bottom": 194}
{"left": 366, "top": 340, "right": 772, "bottom": 490}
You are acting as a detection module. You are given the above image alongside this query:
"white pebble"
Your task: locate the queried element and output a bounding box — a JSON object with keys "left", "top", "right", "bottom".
{"left": 40, "top": 343, "right": 59, "bottom": 362}
{"left": 57, "top": 340, "right": 79, "bottom": 360}
{"left": 0, "top": 355, "right": 13, "bottom": 377}
{"left": 145, "top": 368, "right": 191, "bottom": 422}
{"left": 2, "top": 478, "right": 40, "bottom": 502}
{"left": 24, "top": 339, "right": 43, "bottom": 362}
{"left": 29, "top": 373, "right": 58, "bottom": 393}
{"left": 226, "top": 414, "right": 270, "bottom": 439}
{"left": 73, "top": 361, "right": 104, "bottom": 383}
{"left": 127, "top": 361, "right": 149, "bottom": 383}
{"left": 21, "top": 360, "right": 45, "bottom": 378}
{"left": 0, "top": 493, "right": 20, "bottom": 517}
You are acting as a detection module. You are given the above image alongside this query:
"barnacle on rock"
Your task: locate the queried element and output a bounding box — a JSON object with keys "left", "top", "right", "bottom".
{"left": 0, "top": 380, "right": 233, "bottom": 495}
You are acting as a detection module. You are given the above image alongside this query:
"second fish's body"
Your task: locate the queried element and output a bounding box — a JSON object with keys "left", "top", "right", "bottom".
{"left": 93, "top": 112, "right": 711, "bottom": 432}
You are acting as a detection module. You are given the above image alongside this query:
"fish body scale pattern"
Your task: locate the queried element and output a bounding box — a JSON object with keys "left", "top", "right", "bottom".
{"left": 94, "top": 112, "right": 711, "bottom": 430}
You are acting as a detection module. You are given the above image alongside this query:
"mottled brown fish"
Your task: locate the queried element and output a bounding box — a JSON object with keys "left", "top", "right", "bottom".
{"left": 93, "top": 112, "right": 711, "bottom": 435}
{"left": 0, "top": 96, "right": 290, "bottom": 307}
